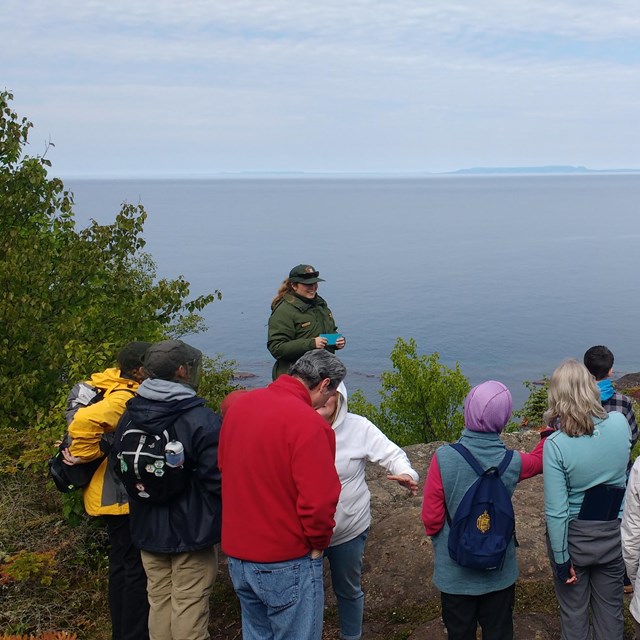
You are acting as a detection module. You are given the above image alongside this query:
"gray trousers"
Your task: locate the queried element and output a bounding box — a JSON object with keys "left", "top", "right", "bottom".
{"left": 549, "top": 519, "right": 624, "bottom": 640}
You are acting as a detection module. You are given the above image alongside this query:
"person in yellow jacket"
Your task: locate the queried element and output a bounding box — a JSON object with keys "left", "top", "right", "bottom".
{"left": 63, "top": 341, "right": 151, "bottom": 640}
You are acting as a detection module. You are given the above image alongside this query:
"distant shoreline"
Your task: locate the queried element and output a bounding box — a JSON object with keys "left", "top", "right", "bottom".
{"left": 60, "top": 167, "right": 640, "bottom": 180}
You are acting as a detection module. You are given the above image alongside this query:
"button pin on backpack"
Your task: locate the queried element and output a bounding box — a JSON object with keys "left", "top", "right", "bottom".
{"left": 476, "top": 511, "right": 491, "bottom": 533}
{"left": 135, "top": 482, "right": 150, "bottom": 499}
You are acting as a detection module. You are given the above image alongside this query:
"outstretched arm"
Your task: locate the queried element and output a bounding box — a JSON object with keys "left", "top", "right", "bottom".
{"left": 421, "top": 454, "right": 446, "bottom": 536}
{"left": 518, "top": 430, "right": 551, "bottom": 480}
{"left": 387, "top": 473, "right": 419, "bottom": 495}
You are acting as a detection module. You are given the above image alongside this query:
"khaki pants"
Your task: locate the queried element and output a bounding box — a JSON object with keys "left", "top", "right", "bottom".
{"left": 141, "top": 546, "right": 218, "bottom": 640}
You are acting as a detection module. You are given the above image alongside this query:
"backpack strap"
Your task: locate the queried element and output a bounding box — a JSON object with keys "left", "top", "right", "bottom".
{"left": 444, "top": 443, "right": 514, "bottom": 526}
{"left": 496, "top": 448, "right": 514, "bottom": 476}
{"left": 450, "top": 442, "right": 513, "bottom": 477}
{"left": 103, "top": 386, "right": 136, "bottom": 400}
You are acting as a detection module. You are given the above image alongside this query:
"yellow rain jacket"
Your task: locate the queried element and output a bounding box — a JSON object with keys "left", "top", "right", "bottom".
{"left": 68, "top": 368, "right": 138, "bottom": 516}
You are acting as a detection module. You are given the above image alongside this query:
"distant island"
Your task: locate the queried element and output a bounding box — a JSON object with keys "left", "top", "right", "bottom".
{"left": 448, "top": 165, "right": 640, "bottom": 175}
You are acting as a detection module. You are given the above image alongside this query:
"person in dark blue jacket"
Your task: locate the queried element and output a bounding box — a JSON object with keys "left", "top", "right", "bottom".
{"left": 111, "top": 340, "right": 221, "bottom": 640}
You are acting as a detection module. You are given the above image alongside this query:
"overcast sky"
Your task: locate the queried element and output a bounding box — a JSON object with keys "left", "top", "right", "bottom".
{"left": 2, "top": 0, "right": 639, "bottom": 176}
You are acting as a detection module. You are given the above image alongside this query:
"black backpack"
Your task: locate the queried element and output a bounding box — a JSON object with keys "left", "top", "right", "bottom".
{"left": 446, "top": 443, "right": 516, "bottom": 570}
{"left": 48, "top": 384, "right": 134, "bottom": 493}
{"left": 115, "top": 419, "right": 188, "bottom": 504}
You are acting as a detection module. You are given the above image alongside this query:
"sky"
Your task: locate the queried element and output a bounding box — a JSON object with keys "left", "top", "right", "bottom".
{"left": 2, "top": 0, "right": 639, "bottom": 176}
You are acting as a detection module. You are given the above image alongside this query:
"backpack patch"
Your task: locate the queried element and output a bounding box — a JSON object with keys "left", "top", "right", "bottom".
{"left": 116, "top": 422, "right": 188, "bottom": 504}
{"left": 446, "top": 443, "right": 515, "bottom": 570}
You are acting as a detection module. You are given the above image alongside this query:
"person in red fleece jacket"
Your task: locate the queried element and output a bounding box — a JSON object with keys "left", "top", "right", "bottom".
{"left": 219, "top": 349, "right": 346, "bottom": 640}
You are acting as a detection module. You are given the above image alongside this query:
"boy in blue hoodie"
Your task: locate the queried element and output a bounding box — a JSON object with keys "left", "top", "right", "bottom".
{"left": 584, "top": 345, "right": 638, "bottom": 450}
{"left": 584, "top": 345, "right": 638, "bottom": 595}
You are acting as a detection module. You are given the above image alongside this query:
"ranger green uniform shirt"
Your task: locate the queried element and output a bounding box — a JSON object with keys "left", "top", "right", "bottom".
{"left": 267, "top": 293, "right": 338, "bottom": 379}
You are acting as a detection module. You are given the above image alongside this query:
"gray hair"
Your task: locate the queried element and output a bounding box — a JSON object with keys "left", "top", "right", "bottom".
{"left": 288, "top": 350, "right": 347, "bottom": 391}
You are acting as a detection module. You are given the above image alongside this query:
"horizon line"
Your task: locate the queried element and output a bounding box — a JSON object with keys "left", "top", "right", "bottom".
{"left": 57, "top": 165, "right": 640, "bottom": 180}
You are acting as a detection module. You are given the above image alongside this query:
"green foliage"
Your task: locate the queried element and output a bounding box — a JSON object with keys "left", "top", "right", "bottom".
{"left": 0, "top": 550, "right": 56, "bottom": 586}
{"left": 0, "top": 91, "right": 227, "bottom": 467}
{"left": 197, "top": 355, "right": 240, "bottom": 412}
{"left": 513, "top": 377, "right": 549, "bottom": 429}
{"left": 61, "top": 491, "right": 87, "bottom": 527}
{"left": 350, "top": 338, "right": 470, "bottom": 445}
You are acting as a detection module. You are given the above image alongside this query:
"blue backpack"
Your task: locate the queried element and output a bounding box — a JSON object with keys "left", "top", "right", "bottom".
{"left": 446, "top": 443, "right": 515, "bottom": 570}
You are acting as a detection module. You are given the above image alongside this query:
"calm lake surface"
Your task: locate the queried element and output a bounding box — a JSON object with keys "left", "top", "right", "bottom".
{"left": 67, "top": 174, "right": 640, "bottom": 408}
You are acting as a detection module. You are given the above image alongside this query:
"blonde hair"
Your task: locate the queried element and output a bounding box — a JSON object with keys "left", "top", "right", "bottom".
{"left": 271, "top": 279, "right": 294, "bottom": 311}
{"left": 543, "top": 359, "right": 607, "bottom": 437}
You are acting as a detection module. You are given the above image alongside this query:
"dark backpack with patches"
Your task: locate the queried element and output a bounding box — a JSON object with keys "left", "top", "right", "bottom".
{"left": 115, "top": 419, "right": 188, "bottom": 504}
{"left": 48, "top": 384, "right": 135, "bottom": 493}
{"left": 446, "top": 443, "right": 515, "bottom": 570}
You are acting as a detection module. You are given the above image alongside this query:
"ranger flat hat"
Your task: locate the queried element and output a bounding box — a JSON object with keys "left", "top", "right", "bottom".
{"left": 288, "top": 264, "right": 325, "bottom": 284}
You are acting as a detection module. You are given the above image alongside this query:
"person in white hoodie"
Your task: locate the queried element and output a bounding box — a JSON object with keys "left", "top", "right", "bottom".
{"left": 317, "top": 383, "right": 419, "bottom": 640}
{"left": 621, "top": 457, "right": 640, "bottom": 639}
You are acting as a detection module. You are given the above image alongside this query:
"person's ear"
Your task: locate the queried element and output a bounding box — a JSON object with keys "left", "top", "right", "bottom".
{"left": 176, "top": 364, "right": 189, "bottom": 380}
{"left": 132, "top": 366, "right": 146, "bottom": 382}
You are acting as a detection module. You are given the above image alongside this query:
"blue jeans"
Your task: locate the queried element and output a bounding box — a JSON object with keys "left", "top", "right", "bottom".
{"left": 324, "top": 529, "right": 370, "bottom": 640}
{"left": 228, "top": 554, "right": 324, "bottom": 640}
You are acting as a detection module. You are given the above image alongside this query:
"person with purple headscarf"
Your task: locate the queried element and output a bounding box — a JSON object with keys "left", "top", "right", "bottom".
{"left": 421, "top": 380, "right": 546, "bottom": 640}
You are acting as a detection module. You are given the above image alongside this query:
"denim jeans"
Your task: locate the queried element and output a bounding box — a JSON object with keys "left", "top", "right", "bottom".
{"left": 228, "top": 554, "right": 324, "bottom": 640}
{"left": 324, "top": 528, "right": 370, "bottom": 640}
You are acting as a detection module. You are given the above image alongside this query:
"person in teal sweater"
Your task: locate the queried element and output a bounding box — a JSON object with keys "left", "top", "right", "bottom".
{"left": 543, "top": 359, "right": 631, "bottom": 640}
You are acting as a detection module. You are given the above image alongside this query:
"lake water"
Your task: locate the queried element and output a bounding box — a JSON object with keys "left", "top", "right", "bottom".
{"left": 67, "top": 174, "right": 640, "bottom": 408}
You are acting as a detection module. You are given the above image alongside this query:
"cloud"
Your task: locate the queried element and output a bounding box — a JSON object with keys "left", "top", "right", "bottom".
{"left": 2, "top": 0, "right": 639, "bottom": 173}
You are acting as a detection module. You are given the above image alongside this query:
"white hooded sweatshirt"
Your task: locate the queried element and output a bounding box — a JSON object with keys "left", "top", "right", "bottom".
{"left": 329, "top": 383, "right": 419, "bottom": 547}
{"left": 622, "top": 457, "right": 640, "bottom": 623}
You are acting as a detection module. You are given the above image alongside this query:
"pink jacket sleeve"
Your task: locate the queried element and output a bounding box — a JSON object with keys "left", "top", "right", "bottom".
{"left": 518, "top": 434, "right": 546, "bottom": 481}
{"left": 421, "top": 454, "right": 446, "bottom": 536}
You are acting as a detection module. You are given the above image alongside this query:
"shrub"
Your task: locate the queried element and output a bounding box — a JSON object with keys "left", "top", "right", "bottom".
{"left": 349, "top": 338, "right": 469, "bottom": 445}
{"left": 0, "top": 551, "right": 56, "bottom": 586}
{"left": 513, "top": 378, "right": 549, "bottom": 429}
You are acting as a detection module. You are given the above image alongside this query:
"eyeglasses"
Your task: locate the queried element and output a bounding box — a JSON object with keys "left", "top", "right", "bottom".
{"left": 298, "top": 271, "right": 319, "bottom": 280}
